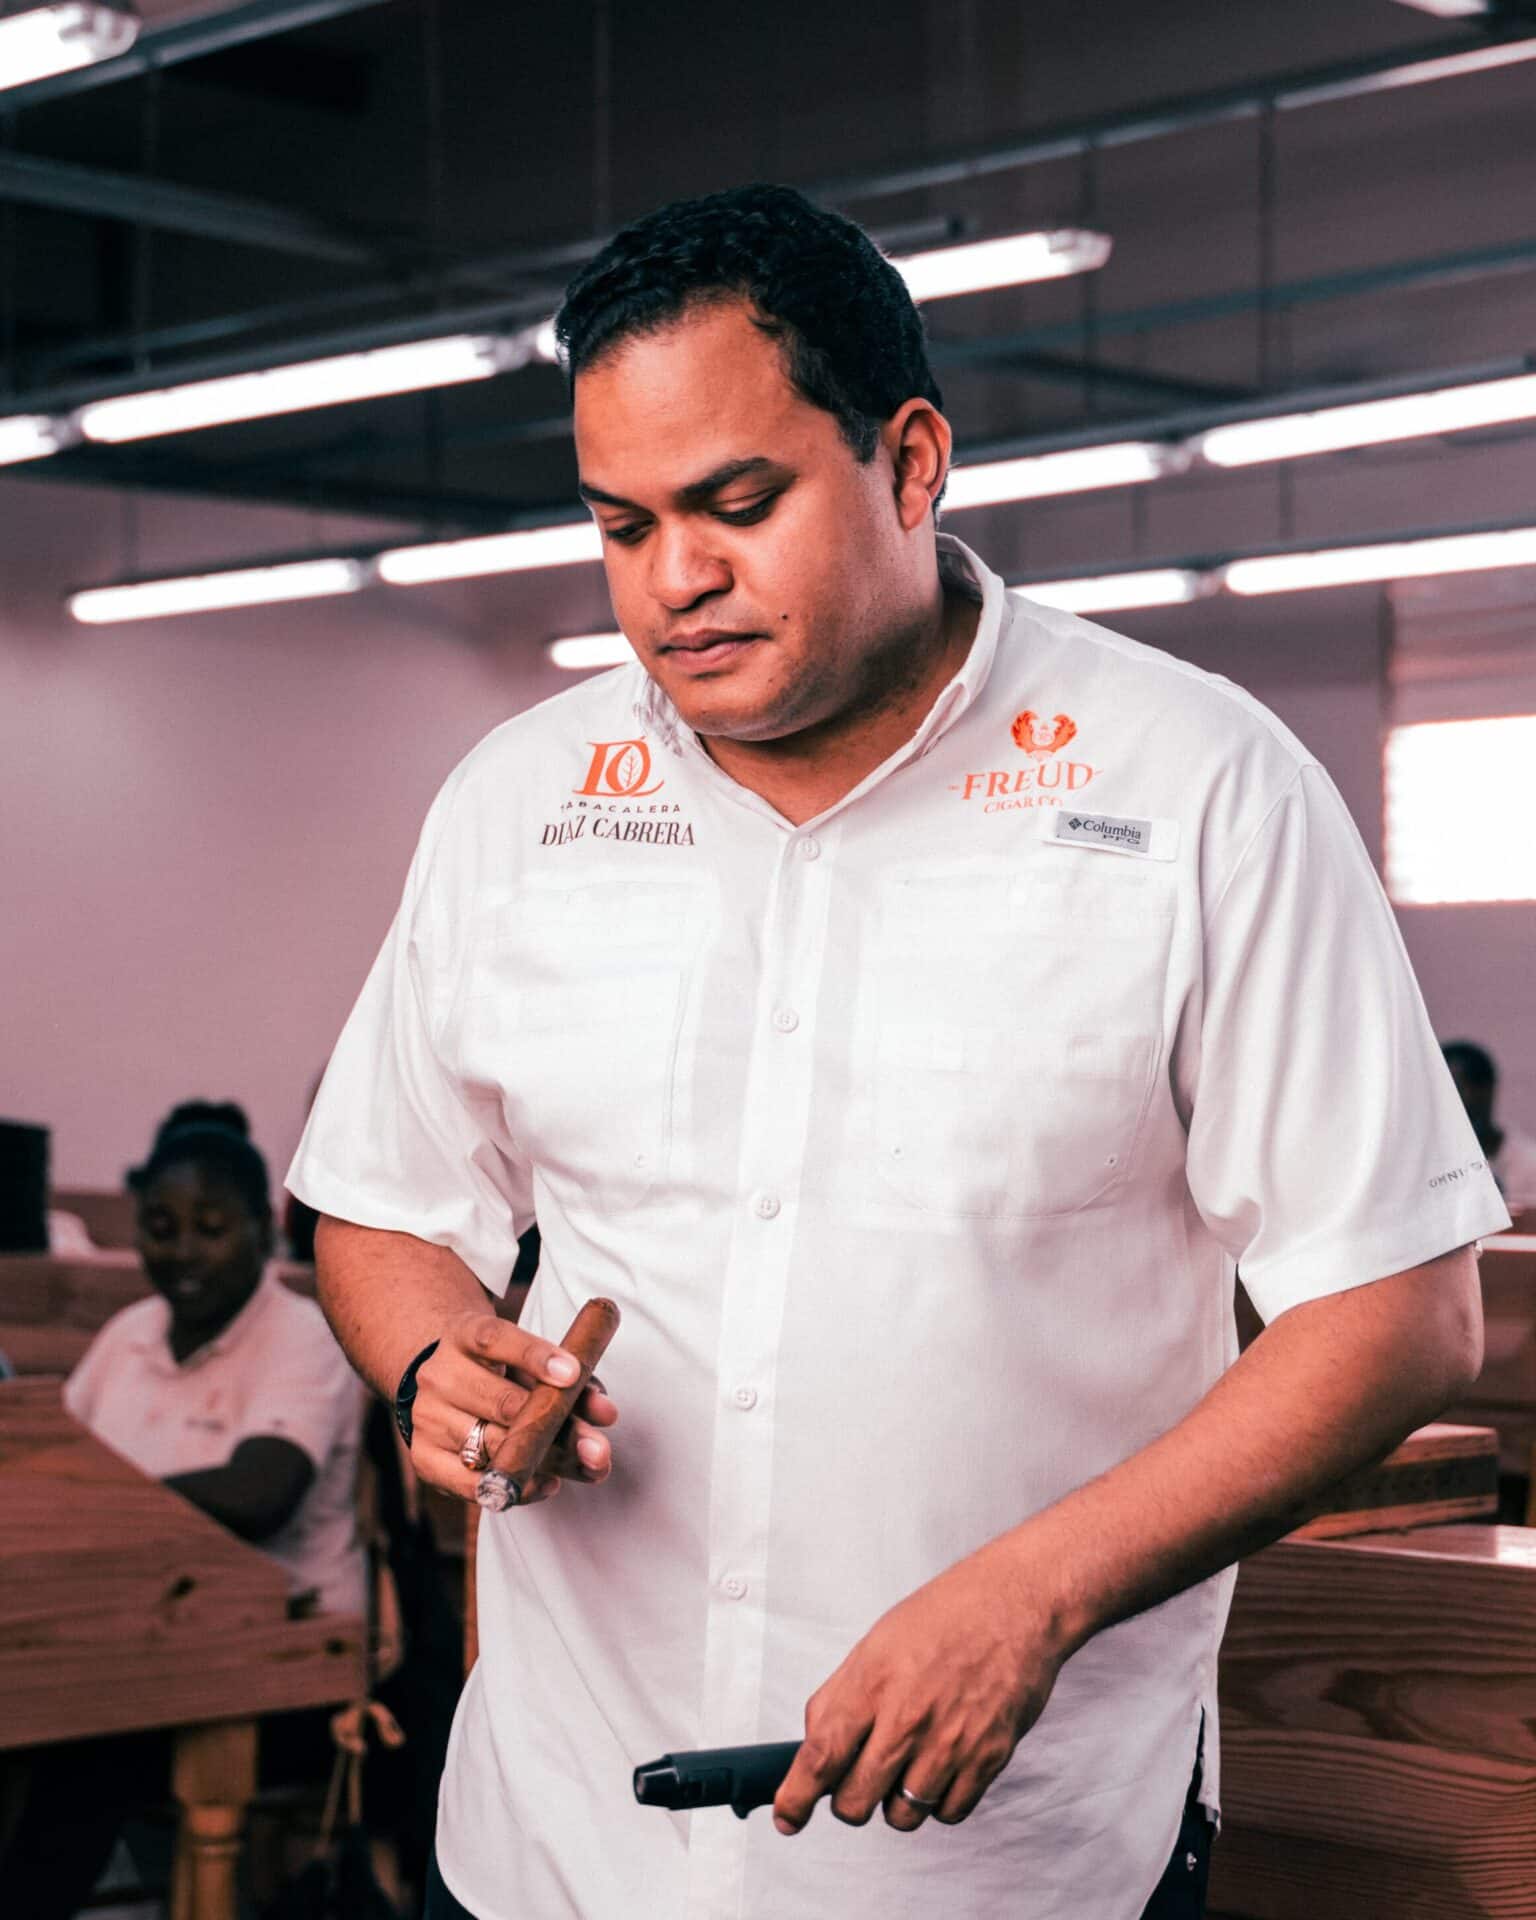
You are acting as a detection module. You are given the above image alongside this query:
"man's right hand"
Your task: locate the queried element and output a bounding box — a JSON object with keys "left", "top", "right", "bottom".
{"left": 407, "top": 1309, "right": 619, "bottom": 1504}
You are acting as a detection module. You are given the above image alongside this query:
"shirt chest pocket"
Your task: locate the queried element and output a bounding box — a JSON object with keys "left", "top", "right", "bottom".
{"left": 861, "top": 863, "right": 1175, "bottom": 1217}
{"left": 457, "top": 873, "right": 711, "bottom": 1206}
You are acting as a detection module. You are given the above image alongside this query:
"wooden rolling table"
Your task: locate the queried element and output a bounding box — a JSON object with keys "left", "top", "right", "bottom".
{"left": 1212, "top": 1520, "right": 1536, "bottom": 1918}
{"left": 0, "top": 1379, "right": 365, "bottom": 1920}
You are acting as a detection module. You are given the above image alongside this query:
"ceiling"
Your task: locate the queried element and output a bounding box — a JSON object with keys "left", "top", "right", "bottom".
{"left": 4, "top": 0, "right": 1536, "bottom": 552}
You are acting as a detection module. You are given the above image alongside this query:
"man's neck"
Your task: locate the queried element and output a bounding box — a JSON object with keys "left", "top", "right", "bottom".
{"left": 697, "top": 583, "right": 982, "bottom": 827}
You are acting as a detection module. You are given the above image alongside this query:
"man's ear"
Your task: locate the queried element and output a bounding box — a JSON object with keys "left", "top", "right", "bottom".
{"left": 886, "top": 399, "right": 952, "bottom": 530}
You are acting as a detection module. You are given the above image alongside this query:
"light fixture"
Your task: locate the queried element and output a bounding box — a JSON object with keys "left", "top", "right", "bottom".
{"left": 1197, "top": 371, "right": 1536, "bottom": 468}
{"left": 0, "top": 3, "right": 138, "bottom": 93}
{"left": 1019, "top": 569, "right": 1206, "bottom": 614}
{"left": 75, "top": 334, "right": 526, "bottom": 443}
{"left": 1224, "top": 526, "right": 1536, "bottom": 595}
{"left": 69, "top": 557, "right": 366, "bottom": 624}
{"left": 0, "top": 413, "right": 67, "bottom": 465}
{"left": 892, "top": 229, "right": 1112, "bottom": 303}
{"left": 945, "top": 440, "right": 1184, "bottom": 509}
{"left": 1387, "top": 1, "right": 1489, "bottom": 16}
{"left": 378, "top": 520, "right": 602, "bottom": 585}
{"left": 532, "top": 318, "right": 561, "bottom": 365}
{"left": 547, "top": 631, "right": 635, "bottom": 670}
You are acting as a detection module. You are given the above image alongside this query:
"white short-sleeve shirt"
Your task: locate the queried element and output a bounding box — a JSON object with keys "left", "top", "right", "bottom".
{"left": 289, "top": 535, "right": 1507, "bottom": 1920}
{"left": 64, "top": 1270, "right": 367, "bottom": 1618}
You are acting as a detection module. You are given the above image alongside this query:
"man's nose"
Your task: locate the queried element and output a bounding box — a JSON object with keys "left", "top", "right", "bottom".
{"left": 646, "top": 521, "right": 731, "bottom": 610}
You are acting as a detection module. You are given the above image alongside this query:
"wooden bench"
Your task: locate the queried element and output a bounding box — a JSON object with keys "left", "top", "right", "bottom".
{"left": 1212, "top": 1521, "right": 1536, "bottom": 1918}
{"left": 1443, "top": 1235, "right": 1536, "bottom": 1482}
{"left": 0, "top": 1250, "right": 316, "bottom": 1377}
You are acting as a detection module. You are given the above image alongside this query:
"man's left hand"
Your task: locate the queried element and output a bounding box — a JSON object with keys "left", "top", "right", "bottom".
{"left": 772, "top": 1540, "right": 1066, "bottom": 1835}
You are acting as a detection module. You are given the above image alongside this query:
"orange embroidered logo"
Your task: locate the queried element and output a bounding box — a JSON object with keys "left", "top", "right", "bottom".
{"left": 575, "top": 738, "right": 664, "bottom": 798}
{"left": 949, "top": 704, "right": 1097, "bottom": 810}
{"left": 1011, "top": 710, "right": 1077, "bottom": 758}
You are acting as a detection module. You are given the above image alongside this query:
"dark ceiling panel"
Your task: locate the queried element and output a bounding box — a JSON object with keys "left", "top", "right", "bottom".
{"left": 3, "top": 0, "right": 1534, "bottom": 539}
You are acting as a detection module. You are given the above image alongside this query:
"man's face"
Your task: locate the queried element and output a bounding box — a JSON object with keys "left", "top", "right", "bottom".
{"left": 573, "top": 298, "right": 927, "bottom": 743}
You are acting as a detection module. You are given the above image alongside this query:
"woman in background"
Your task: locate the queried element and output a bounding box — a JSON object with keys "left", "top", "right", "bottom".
{"left": 5, "top": 1103, "right": 366, "bottom": 1919}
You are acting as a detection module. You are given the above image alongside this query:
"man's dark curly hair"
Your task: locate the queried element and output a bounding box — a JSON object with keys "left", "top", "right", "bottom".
{"left": 554, "top": 183, "right": 943, "bottom": 462}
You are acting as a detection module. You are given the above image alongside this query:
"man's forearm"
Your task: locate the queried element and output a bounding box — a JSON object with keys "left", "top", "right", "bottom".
{"left": 314, "top": 1215, "right": 492, "bottom": 1399}
{"left": 994, "top": 1247, "right": 1485, "bottom": 1661}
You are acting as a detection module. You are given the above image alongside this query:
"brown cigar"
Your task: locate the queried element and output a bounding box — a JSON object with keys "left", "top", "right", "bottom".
{"left": 475, "top": 1297, "right": 621, "bottom": 1512}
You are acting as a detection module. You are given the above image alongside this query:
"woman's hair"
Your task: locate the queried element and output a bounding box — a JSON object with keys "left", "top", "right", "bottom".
{"left": 554, "top": 182, "right": 943, "bottom": 462}
{"left": 1442, "top": 1040, "right": 1497, "bottom": 1089}
{"left": 127, "top": 1099, "right": 272, "bottom": 1226}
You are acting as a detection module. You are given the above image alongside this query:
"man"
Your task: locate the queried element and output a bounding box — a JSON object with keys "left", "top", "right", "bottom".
{"left": 1444, "top": 1039, "right": 1536, "bottom": 1214}
{"left": 289, "top": 185, "right": 1508, "bottom": 1920}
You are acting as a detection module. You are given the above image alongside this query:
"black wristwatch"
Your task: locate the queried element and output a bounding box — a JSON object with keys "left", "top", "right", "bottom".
{"left": 393, "top": 1339, "right": 440, "bottom": 1448}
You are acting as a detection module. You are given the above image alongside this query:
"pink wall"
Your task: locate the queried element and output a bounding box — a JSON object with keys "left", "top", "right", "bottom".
{"left": 0, "top": 476, "right": 585, "bottom": 1188}
{"left": 5, "top": 446, "right": 1534, "bottom": 1195}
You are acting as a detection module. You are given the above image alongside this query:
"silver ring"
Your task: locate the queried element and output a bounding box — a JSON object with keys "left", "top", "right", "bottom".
{"left": 897, "top": 1786, "right": 939, "bottom": 1814}
{"left": 459, "top": 1417, "right": 490, "bottom": 1470}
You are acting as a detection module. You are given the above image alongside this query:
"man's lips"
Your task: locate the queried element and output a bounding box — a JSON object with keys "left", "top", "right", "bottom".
{"left": 661, "top": 630, "right": 758, "bottom": 652}
{"left": 659, "top": 631, "right": 760, "bottom": 671}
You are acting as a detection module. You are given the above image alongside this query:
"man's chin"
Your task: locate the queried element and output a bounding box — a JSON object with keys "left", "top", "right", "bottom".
{"left": 660, "top": 675, "right": 802, "bottom": 744}
{"left": 677, "top": 698, "right": 805, "bottom": 745}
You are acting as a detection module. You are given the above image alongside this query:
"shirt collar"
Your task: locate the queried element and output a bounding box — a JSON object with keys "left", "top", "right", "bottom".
{"left": 129, "top": 1266, "right": 280, "bottom": 1371}
{"left": 634, "top": 531, "right": 1007, "bottom": 784}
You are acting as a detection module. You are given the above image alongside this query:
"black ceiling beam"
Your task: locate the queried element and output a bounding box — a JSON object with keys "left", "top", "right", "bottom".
{"left": 20, "top": 25, "right": 1531, "bottom": 385}
{"left": 926, "top": 235, "right": 1536, "bottom": 365}
{"left": 34, "top": 352, "right": 1536, "bottom": 542}
{"left": 809, "top": 20, "right": 1536, "bottom": 204}
{"left": 26, "top": 215, "right": 960, "bottom": 385}
{"left": 0, "top": 151, "right": 383, "bottom": 266}
{"left": 12, "top": 229, "right": 1536, "bottom": 424}
{"left": 0, "top": 0, "right": 396, "bottom": 114}
{"left": 38, "top": 439, "right": 515, "bottom": 535}
{"left": 939, "top": 348, "right": 1254, "bottom": 406}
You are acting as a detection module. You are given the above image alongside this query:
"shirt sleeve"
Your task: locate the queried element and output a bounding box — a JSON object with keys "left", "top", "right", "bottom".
{"left": 285, "top": 776, "right": 529, "bottom": 1293}
{"left": 240, "top": 1318, "right": 364, "bottom": 1472}
{"left": 1182, "top": 760, "right": 1511, "bottom": 1323}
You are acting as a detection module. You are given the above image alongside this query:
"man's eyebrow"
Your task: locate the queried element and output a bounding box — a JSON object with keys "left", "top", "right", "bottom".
{"left": 578, "top": 456, "right": 787, "bottom": 512}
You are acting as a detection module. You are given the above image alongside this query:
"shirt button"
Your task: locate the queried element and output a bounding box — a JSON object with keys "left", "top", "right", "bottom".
{"left": 733, "top": 1385, "right": 758, "bottom": 1410}
{"left": 752, "top": 1191, "right": 781, "bottom": 1220}
{"left": 723, "top": 1576, "right": 748, "bottom": 1600}
{"left": 796, "top": 836, "right": 821, "bottom": 861}
{"left": 772, "top": 1007, "right": 799, "bottom": 1034}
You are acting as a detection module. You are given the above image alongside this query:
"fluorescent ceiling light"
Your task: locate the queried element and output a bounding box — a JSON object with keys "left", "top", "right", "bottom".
{"left": 1021, "top": 569, "right": 1204, "bottom": 613}
{"left": 69, "top": 558, "right": 366, "bottom": 624}
{"left": 0, "top": 3, "right": 138, "bottom": 92}
{"left": 547, "top": 631, "right": 635, "bottom": 670}
{"left": 0, "top": 413, "right": 66, "bottom": 465}
{"left": 1388, "top": 0, "right": 1488, "bottom": 15}
{"left": 378, "top": 520, "right": 602, "bottom": 585}
{"left": 75, "top": 334, "right": 520, "bottom": 443}
{"left": 892, "top": 229, "right": 1112, "bottom": 302}
{"left": 532, "top": 318, "right": 560, "bottom": 364}
{"left": 1198, "top": 371, "right": 1536, "bottom": 468}
{"left": 945, "top": 440, "right": 1182, "bottom": 509}
{"left": 1225, "top": 526, "right": 1536, "bottom": 596}
{"left": 1356, "top": 35, "right": 1536, "bottom": 93}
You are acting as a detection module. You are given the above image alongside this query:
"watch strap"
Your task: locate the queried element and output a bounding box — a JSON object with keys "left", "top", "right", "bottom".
{"left": 393, "top": 1338, "right": 441, "bottom": 1449}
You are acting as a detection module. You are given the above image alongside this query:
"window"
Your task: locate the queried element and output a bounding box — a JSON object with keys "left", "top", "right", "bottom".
{"left": 1385, "top": 715, "right": 1536, "bottom": 904}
